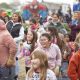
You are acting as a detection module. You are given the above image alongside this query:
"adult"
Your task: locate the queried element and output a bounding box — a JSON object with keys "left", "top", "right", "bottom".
{"left": 0, "top": 18, "right": 17, "bottom": 80}
{"left": 68, "top": 32, "right": 80, "bottom": 80}
{"left": 6, "top": 12, "right": 24, "bottom": 43}
{"left": 51, "top": 13, "right": 67, "bottom": 34}
{"left": 6, "top": 12, "right": 24, "bottom": 80}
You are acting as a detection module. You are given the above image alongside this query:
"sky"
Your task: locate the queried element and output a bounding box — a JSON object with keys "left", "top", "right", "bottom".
{"left": 0, "top": 0, "right": 75, "bottom": 11}
{"left": 19, "top": 0, "right": 75, "bottom": 4}
{"left": 0, "top": 0, "right": 75, "bottom": 4}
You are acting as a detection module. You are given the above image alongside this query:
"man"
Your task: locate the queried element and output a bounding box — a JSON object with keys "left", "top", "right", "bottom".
{"left": 0, "top": 18, "right": 17, "bottom": 80}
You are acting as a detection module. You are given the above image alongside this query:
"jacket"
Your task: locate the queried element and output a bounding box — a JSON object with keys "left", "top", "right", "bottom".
{"left": 68, "top": 50, "right": 80, "bottom": 80}
{"left": 37, "top": 43, "right": 61, "bottom": 69}
{"left": 0, "top": 20, "right": 17, "bottom": 67}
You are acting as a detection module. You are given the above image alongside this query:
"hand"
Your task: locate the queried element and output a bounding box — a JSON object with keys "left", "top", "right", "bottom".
{"left": 54, "top": 66, "right": 60, "bottom": 77}
{"left": 5, "top": 58, "right": 15, "bottom": 67}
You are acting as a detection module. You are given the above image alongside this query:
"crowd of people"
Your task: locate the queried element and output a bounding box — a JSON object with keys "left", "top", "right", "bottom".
{"left": 0, "top": 0, "right": 80, "bottom": 80}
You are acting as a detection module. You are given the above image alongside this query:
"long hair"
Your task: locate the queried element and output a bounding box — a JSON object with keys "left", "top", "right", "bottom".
{"left": 25, "top": 30, "right": 37, "bottom": 53}
{"left": 47, "top": 24, "right": 58, "bottom": 39}
{"left": 30, "top": 30, "right": 37, "bottom": 52}
{"left": 12, "top": 12, "right": 22, "bottom": 23}
{"left": 47, "top": 24, "right": 63, "bottom": 50}
{"left": 28, "top": 49, "right": 49, "bottom": 80}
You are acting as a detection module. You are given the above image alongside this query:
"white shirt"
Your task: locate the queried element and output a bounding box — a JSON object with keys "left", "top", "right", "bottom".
{"left": 26, "top": 69, "right": 57, "bottom": 80}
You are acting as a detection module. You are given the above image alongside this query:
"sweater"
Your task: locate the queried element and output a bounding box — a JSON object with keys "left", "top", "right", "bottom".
{"left": 37, "top": 43, "right": 61, "bottom": 69}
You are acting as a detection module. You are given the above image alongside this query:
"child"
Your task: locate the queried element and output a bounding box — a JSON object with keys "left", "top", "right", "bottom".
{"left": 17, "top": 30, "right": 37, "bottom": 73}
{"left": 26, "top": 49, "right": 57, "bottom": 80}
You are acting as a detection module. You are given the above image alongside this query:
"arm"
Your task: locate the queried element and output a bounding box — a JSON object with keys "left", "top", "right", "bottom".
{"left": 3, "top": 34, "right": 17, "bottom": 67}
{"left": 17, "top": 50, "right": 24, "bottom": 60}
{"left": 14, "top": 27, "right": 24, "bottom": 43}
{"left": 54, "top": 45, "right": 62, "bottom": 76}
{"left": 56, "top": 45, "right": 62, "bottom": 67}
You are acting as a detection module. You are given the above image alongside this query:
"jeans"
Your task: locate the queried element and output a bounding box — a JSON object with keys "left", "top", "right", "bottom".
{"left": 0, "top": 66, "right": 15, "bottom": 80}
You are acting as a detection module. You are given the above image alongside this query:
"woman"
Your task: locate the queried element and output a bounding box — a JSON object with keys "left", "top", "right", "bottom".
{"left": 52, "top": 13, "right": 67, "bottom": 34}
{"left": 6, "top": 12, "right": 24, "bottom": 80}
{"left": 6, "top": 12, "right": 24, "bottom": 42}
{"left": 68, "top": 32, "right": 80, "bottom": 80}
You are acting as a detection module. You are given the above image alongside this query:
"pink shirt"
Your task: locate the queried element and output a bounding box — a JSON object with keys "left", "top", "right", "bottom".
{"left": 37, "top": 43, "right": 62, "bottom": 69}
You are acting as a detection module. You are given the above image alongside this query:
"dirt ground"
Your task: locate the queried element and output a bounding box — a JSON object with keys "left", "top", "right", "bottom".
{"left": 18, "top": 58, "right": 26, "bottom": 80}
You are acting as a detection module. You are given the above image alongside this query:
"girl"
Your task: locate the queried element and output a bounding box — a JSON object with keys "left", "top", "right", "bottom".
{"left": 60, "top": 34, "right": 70, "bottom": 79}
{"left": 17, "top": 30, "right": 37, "bottom": 73}
{"left": 38, "top": 33, "right": 61, "bottom": 77}
{"left": 26, "top": 49, "right": 57, "bottom": 80}
{"left": 45, "top": 24, "right": 63, "bottom": 49}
